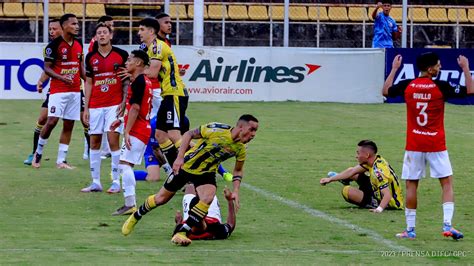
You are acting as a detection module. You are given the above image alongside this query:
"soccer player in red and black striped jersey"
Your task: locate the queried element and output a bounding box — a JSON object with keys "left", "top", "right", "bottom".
{"left": 110, "top": 50, "right": 153, "bottom": 215}
{"left": 33, "top": 13, "right": 86, "bottom": 169}
{"left": 383, "top": 52, "right": 473, "bottom": 240}
{"left": 81, "top": 23, "right": 129, "bottom": 193}
{"left": 88, "top": 15, "right": 114, "bottom": 54}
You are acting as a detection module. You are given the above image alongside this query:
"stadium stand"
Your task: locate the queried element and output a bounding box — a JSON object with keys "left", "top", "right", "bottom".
{"left": 328, "top": 6, "right": 348, "bottom": 21}
{"left": 0, "top": 4, "right": 3, "bottom": 17}
{"left": 170, "top": 4, "right": 188, "bottom": 19}
{"left": 228, "top": 5, "right": 248, "bottom": 20}
{"left": 269, "top": 5, "right": 284, "bottom": 21}
{"left": 308, "top": 6, "right": 328, "bottom": 21}
{"left": 65, "top": 3, "right": 84, "bottom": 16}
{"left": 49, "top": 3, "right": 65, "bottom": 18}
{"left": 448, "top": 8, "right": 468, "bottom": 23}
{"left": 24, "top": 3, "right": 43, "bottom": 17}
{"left": 188, "top": 4, "right": 209, "bottom": 19}
{"left": 428, "top": 7, "right": 448, "bottom": 23}
{"left": 348, "top": 7, "right": 368, "bottom": 21}
{"left": 248, "top": 6, "right": 268, "bottom": 20}
{"left": 468, "top": 8, "right": 474, "bottom": 23}
{"left": 208, "top": 4, "right": 228, "bottom": 20}
{"left": 410, "top": 7, "right": 429, "bottom": 23}
{"left": 86, "top": 4, "right": 106, "bottom": 18}
{"left": 289, "top": 6, "right": 309, "bottom": 21}
{"left": 4, "top": 3, "right": 24, "bottom": 17}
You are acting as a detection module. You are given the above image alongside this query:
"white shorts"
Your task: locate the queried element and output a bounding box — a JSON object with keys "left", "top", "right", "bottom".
{"left": 151, "top": 88, "right": 162, "bottom": 119}
{"left": 401, "top": 150, "right": 453, "bottom": 180}
{"left": 182, "top": 194, "right": 222, "bottom": 223}
{"left": 48, "top": 92, "right": 81, "bottom": 120}
{"left": 119, "top": 136, "right": 146, "bottom": 165}
{"left": 89, "top": 105, "right": 123, "bottom": 135}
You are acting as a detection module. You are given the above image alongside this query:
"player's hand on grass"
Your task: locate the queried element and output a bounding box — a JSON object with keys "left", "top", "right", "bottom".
{"left": 124, "top": 132, "right": 132, "bottom": 150}
{"left": 110, "top": 119, "right": 121, "bottom": 131}
{"left": 457, "top": 55, "right": 469, "bottom": 70}
{"left": 320, "top": 177, "right": 331, "bottom": 185}
{"left": 392, "top": 55, "right": 402, "bottom": 70}
{"left": 369, "top": 206, "right": 384, "bottom": 213}
{"left": 172, "top": 157, "right": 184, "bottom": 175}
{"left": 82, "top": 109, "right": 90, "bottom": 127}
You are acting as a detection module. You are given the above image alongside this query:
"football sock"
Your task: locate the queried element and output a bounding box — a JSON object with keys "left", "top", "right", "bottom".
{"left": 174, "top": 139, "right": 181, "bottom": 149}
{"left": 111, "top": 150, "right": 121, "bottom": 183}
{"left": 134, "top": 170, "right": 148, "bottom": 181}
{"left": 217, "top": 164, "right": 228, "bottom": 176}
{"left": 36, "top": 137, "right": 48, "bottom": 155}
{"left": 56, "top": 144, "right": 69, "bottom": 164}
{"left": 83, "top": 128, "right": 90, "bottom": 151}
{"left": 442, "top": 202, "right": 454, "bottom": 226}
{"left": 162, "top": 163, "right": 173, "bottom": 177}
{"left": 120, "top": 164, "right": 136, "bottom": 207}
{"left": 160, "top": 139, "right": 178, "bottom": 165}
{"left": 134, "top": 195, "right": 157, "bottom": 220}
{"left": 184, "top": 201, "right": 210, "bottom": 229}
{"left": 33, "top": 123, "right": 44, "bottom": 154}
{"left": 405, "top": 208, "right": 416, "bottom": 231}
{"left": 89, "top": 149, "right": 101, "bottom": 185}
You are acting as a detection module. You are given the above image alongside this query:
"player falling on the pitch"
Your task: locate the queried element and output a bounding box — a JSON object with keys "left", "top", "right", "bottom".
{"left": 121, "top": 114, "right": 259, "bottom": 246}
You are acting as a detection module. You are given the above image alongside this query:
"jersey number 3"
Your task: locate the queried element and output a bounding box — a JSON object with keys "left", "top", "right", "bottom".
{"left": 416, "top": 102, "right": 428, "bottom": 126}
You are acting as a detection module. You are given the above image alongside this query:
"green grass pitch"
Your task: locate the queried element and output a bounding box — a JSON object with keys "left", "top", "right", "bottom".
{"left": 0, "top": 100, "right": 473, "bottom": 264}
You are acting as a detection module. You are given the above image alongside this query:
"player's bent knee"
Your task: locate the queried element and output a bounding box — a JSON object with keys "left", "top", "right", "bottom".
{"left": 341, "top": 186, "right": 351, "bottom": 202}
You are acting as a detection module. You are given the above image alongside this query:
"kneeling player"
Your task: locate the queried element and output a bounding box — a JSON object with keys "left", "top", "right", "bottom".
{"left": 174, "top": 184, "right": 236, "bottom": 240}
{"left": 320, "top": 140, "right": 404, "bottom": 213}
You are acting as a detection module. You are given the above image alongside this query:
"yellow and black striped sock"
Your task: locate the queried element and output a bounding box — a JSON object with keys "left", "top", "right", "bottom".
{"left": 160, "top": 139, "right": 178, "bottom": 165}
{"left": 33, "top": 123, "right": 44, "bottom": 154}
{"left": 186, "top": 201, "right": 210, "bottom": 227}
{"left": 134, "top": 195, "right": 157, "bottom": 220}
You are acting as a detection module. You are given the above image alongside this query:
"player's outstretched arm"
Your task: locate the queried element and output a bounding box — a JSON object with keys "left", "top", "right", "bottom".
{"left": 372, "top": 2, "right": 382, "bottom": 20}
{"left": 382, "top": 55, "right": 402, "bottom": 96}
{"left": 231, "top": 160, "right": 245, "bottom": 212}
{"left": 457, "top": 55, "right": 473, "bottom": 94}
{"left": 320, "top": 165, "right": 365, "bottom": 185}
{"left": 224, "top": 187, "right": 236, "bottom": 231}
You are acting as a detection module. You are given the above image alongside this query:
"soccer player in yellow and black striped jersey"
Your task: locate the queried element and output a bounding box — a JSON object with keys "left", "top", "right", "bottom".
{"left": 320, "top": 140, "right": 403, "bottom": 212}
{"left": 121, "top": 114, "right": 259, "bottom": 246}
{"left": 138, "top": 16, "right": 189, "bottom": 167}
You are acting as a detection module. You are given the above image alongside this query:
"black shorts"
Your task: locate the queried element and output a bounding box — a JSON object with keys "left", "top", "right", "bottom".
{"left": 156, "top": 95, "right": 188, "bottom": 131}
{"left": 41, "top": 93, "right": 50, "bottom": 108}
{"left": 356, "top": 173, "right": 378, "bottom": 208}
{"left": 163, "top": 169, "right": 216, "bottom": 193}
{"left": 80, "top": 90, "right": 85, "bottom": 112}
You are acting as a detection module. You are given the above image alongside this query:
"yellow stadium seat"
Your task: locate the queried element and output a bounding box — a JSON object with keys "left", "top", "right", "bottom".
{"left": 468, "top": 8, "right": 474, "bottom": 23}
{"left": 428, "top": 7, "right": 448, "bottom": 23}
{"left": 409, "top": 7, "right": 428, "bottom": 22}
{"left": 4, "top": 3, "right": 24, "bottom": 17}
{"left": 0, "top": 4, "right": 3, "bottom": 17}
{"left": 24, "top": 3, "right": 43, "bottom": 17}
{"left": 208, "top": 4, "right": 228, "bottom": 20}
{"left": 169, "top": 4, "right": 187, "bottom": 20}
{"left": 269, "top": 5, "right": 284, "bottom": 21}
{"left": 228, "top": 5, "right": 248, "bottom": 20}
{"left": 248, "top": 6, "right": 268, "bottom": 20}
{"left": 188, "top": 4, "right": 209, "bottom": 19}
{"left": 308, "top": 6, "right": 328, "bottom": 21}
{"left": 65, "top": 3, "right": 83, "bottom": 17}
{"left": 328, "top": 6, "right": 348, "bottom": 21}
{"left": 49, "top": 3, "right": 64, "bottom": 18}
{"left": 86, "top": 4, "right": 105, "bottom": 18}
{"left": 369, "top": 7, "right": 402, "bottom": 22}
{"left": 448, "top": 8, "right": 468, "bottom": 23}
{"left": 289, "top": 6, "right": 308, "bottom": 21}
{"left": 348, "top": 7, "right": 368, "bottom": 21}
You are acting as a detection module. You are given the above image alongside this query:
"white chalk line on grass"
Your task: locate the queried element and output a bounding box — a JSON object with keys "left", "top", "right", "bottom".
{"left": 241, "top": 183, "right": 410, "bottom": 252}
{"left": 0, "top": 248, "right": 371, "bottom": 255}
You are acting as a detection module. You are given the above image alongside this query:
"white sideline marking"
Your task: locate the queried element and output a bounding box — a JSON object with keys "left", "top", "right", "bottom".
{"left": 242, "top": 183, "right": 410, "bottom": 252}
{"left": 0, "top": 248, "right": 369, "bottom": 254}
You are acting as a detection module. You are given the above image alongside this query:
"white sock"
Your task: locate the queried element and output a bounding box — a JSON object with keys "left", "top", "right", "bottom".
{"left": 111, "top": 150, "right": 121, "bottom": 183}
{"left": 57, "top": 144, "right": 69, "bottom": 164}
{"left": 101, "top": 133, "right": 111, "bottom": 154}
{"left": 36, "top": 137, "right": 48, "bottom": 155}
{"left": 442, "top": 202, "right": 454, "bottom": 226}
{"left": 120, "top": 164, "right": 136, "bottom": 207}
{"left": 89, "top": 149, "right": 101, "bottom": 185}
{"left": 405, "top": 208, "right": 416, "bottom": 231}
{"left": 83, "top": 137, "right": 88, "bottom": 155}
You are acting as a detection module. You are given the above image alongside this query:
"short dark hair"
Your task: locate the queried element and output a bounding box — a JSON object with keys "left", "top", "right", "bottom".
{"left": 98, "top": 15, "right": 113, "bottom": 23}
{"left": 382, "top": 0, "right": 393, "bottom": 4}
{"left": 358, "top": 140, "right": 378, "bottom": 154}
{"left": 94, "top": 23, "right": 112, "bottom": 35}
{"left": 238, "top": 114, "right": 259, "bottom": 123}
{"left": 49, "top": 18, "right": 60, "bottom": 24}
{"left": 139, "top": 17, "right": 159, "bottom": 34}
{"left": 416, "top": 52, "right": 440, "bottom": 72}
{"left": 131, "top": 49, "right": 149, "bottom": 66}
{"left": 155, "top": 12, "right": 170, "bottom": 20}
{"left": 59, "top": 13, "right": 76, "bottom": 27}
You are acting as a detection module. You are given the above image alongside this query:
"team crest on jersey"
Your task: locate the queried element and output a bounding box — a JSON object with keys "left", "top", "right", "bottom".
{"left": 45, "top": 48, "right": 52, "bottom": 56}
{"left": 139, "top": 43, "right": 147, "bottom": 51}
{"left": 50, "top": 106, "right": 56, "bottom": 113}
{"left": 101, "top": 84, "right": 109, "bottom": 92}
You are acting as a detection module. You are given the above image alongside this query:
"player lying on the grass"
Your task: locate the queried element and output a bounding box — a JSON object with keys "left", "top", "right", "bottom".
{"left": 121, "top": 114, "right": 259, "bottom": 247}
{"left": 174, "top": 184, "right": 236, "bottom": 240}
{"left": 320, "top": 140, "right": 404, "bottom": 213}
{"left": 383, "top": 52, "right": 472, "bottom": 240}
